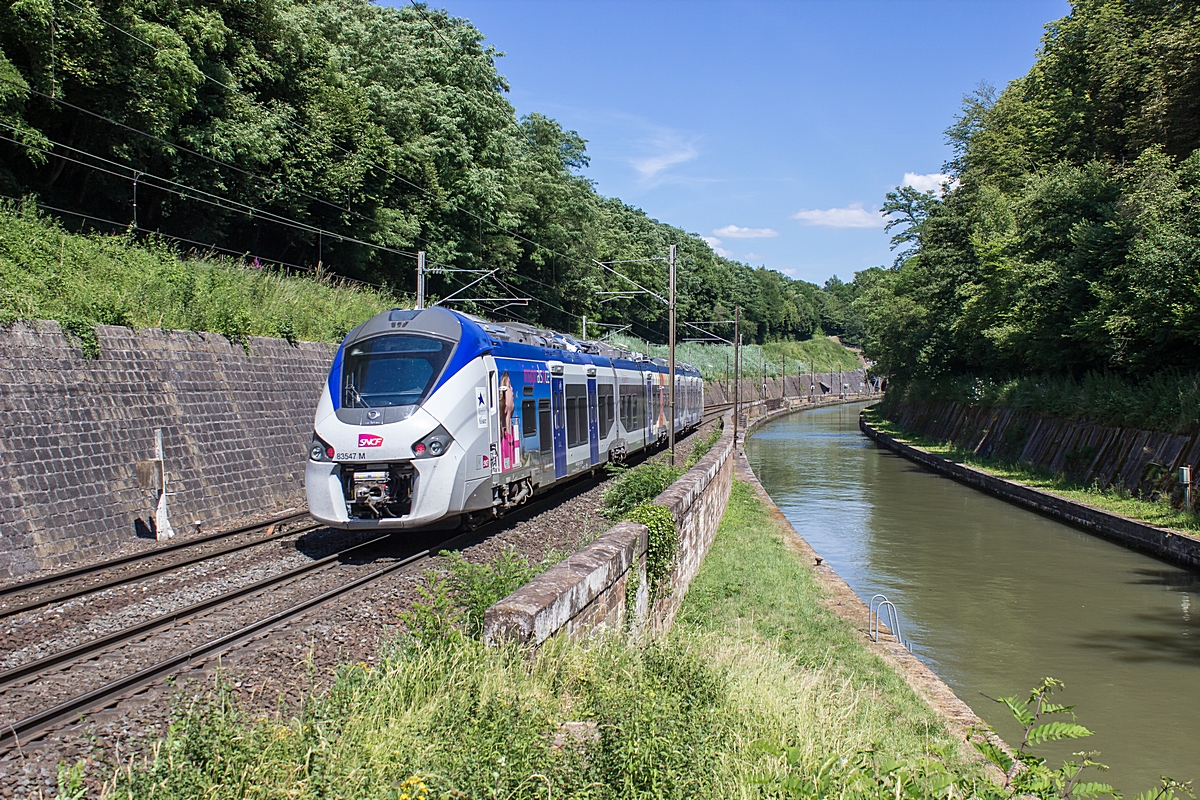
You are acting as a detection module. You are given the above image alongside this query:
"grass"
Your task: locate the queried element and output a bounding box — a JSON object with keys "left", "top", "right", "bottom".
{"left": 865, "top": 406, "right": 1200, "bottom": 533}
{"left": 609, "top": 333, "right": 861, "bottom": 382}
{"left": 106, "top": 480, "right": 997, "bottom": 799}
{"left": 675, "top": 481, "right": 968, "bottom": 770}
{"left": 0, "top": 200, "right": 397, "bottom": 354}
{"left": 890, "top": 372, "right": 1200, "bottom": 435}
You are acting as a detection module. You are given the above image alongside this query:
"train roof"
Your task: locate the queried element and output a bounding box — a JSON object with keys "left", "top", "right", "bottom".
{"left": 343, "top": 306, "right": 700, "bottom": 376}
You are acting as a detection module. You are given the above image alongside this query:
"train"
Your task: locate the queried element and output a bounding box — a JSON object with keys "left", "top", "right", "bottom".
{"left": 305, "top": 306, "right": 704, "bottom": 530}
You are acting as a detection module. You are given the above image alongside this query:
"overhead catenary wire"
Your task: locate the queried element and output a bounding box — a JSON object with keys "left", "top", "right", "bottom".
{"left": 0, "top": 193, "right": 393, "bottom": 292}
{"left": 0, "top": 122, "right": 431, "bottom": 265}
{"left": 0, "top": 75, "right": 409, "bottom": 242}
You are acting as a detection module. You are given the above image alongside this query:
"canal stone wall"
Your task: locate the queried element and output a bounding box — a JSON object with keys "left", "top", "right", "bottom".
{"left": 882, "top": 399, "right": 1200, "bottom": 509}
{"left": 863, "top": 410, "right": 1200, "bottom": 568}
{"left": 482, "top": 414, "right": 736, "bottom": 645}
{"left": 0, "top": 321, "right": 335, "bottom": 580}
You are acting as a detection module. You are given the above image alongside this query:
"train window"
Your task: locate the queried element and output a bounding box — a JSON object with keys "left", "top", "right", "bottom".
{"left": 523, "top": 385, "right": 533, "bottom": 397}
{"left": 538, "top": 399, "right": 552, "bottom": 453}
{"left": 521, "top": 399, "right": 537, "bottom": 437}
{"left": 342, "top": 335, "right": 451, "bottom": 408}
{"left": 565, "top": 384, "right": 588, "bottom": 448}
{"left": 598, "top": 384, "right": 615, "bottom": 438}
{"left": 619, "top": 385, "right": 644, "bottom": 431}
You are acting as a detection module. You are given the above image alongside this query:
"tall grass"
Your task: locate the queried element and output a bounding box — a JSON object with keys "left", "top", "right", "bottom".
{"left": 0, "top": 200, "right": 397, "bottom": 354}
{"left": 609, "top": 333, "right": 861, "bottom": 382}
{"left": 890, "top": 372, "right": 1200, "bottom": 435}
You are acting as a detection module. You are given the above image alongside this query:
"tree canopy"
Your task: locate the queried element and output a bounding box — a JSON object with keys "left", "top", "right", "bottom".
{"left": 0, "top": 0, "right": 854, "bottom": 344}
{"left": 856, "top": 0, "right": 1200, "bottom": 381}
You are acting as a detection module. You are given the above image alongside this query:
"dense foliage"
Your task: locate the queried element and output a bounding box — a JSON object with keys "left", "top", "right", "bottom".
{"left": 0, "top": 0, "right": 855, "bottom": 344}
{"left": 856, "top": 0, "right": 1200, "bottom": 383}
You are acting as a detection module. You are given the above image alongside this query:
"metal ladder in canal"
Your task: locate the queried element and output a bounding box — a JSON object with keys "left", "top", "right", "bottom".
{"left": 869, "top": 594, "right": 912, "bottom": 652}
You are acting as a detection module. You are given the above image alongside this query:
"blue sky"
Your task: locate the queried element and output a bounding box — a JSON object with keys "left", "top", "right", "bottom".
{"left": 404, "top": 0, "right": 1070, "bottom": 287}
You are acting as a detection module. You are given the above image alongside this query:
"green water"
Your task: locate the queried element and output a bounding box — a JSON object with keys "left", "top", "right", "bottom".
{"left": 745, "top": 402, "right": 1200, "bottom": 792}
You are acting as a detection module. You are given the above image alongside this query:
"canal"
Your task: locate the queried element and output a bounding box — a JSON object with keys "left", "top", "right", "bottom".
{"left": 746, "top": 401, "right": 1199, "bottom": 792}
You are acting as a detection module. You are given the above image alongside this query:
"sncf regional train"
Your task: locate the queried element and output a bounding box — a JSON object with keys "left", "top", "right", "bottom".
{"left": 306, "top": 306, "right": 703, "bottom": 530}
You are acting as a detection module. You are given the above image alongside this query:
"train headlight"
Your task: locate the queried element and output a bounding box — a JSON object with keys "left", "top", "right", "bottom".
{"left": 309, "top": 433, "right": 334, "bottom": 462}
{"left": 412, "top": 425, "right": 452, "bottom": 458}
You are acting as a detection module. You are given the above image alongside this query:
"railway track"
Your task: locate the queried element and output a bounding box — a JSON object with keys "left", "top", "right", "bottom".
{"left": 0, "top": 420, "right": 725, "bottom": 756}
{"left": 0, "top": 511, "right": 317, "bottom": 619}
{"left": 0, "top": 468, "right": 623, "bottom": 755}
{"left": 0, "top": 528, "right": 458, "bottom": 754}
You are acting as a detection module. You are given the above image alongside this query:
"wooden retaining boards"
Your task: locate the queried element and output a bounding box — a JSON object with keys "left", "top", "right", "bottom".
{"left": 861, "top": 412, "right": 1200, "bottom": 569}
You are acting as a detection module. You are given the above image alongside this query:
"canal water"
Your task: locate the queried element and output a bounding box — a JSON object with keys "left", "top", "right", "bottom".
{"left": 746, "top": 402, "right": 1200, "bottom": 792}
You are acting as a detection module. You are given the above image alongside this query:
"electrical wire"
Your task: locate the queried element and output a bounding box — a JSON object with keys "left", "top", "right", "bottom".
{"left": 0, "top": 121, "right": 422, "bottom": 260}
{"left": 0, "top": 193, "right": 392, "bottom": 291}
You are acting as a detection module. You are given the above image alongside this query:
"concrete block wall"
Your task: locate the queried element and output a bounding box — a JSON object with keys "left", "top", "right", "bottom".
{"left": 483, "top": 417, "right": 736, "bottom": 645}
{"left": 0, "top": 321, "right": 335, "bottom": 579}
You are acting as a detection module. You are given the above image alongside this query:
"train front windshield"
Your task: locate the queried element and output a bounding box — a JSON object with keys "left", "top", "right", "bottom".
{"left": 342, "top": 335, "right": 453, "bottom": 408}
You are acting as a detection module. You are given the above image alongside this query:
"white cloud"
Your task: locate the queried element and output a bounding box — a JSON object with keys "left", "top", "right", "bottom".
{"left": 712, "top": 224, "right": 779, "bottom": 239}
{"left": 630, "top": 132, "right": 698, "bottom": 186}
{"left": 700, "top": 236, "right": 733, "bottom": 257}
{"left": 791, "top": 203, "right": 884, "bottom": 228}
{"left": 903, "top": 172, "right": 958, "bottom": 194}
{"left": 744, "top": 252, "right": 763, "bottom": 261}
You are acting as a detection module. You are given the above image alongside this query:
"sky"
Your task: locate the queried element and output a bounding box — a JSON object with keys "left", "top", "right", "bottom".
{"left": 396, "top": 0, "right": 1070, "bottom": 287}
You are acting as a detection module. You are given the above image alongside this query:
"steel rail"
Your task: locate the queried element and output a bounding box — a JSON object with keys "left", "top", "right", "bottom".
{"left": 0, "top": 527, "right": 480, "bottom": 755}
{"left": 0, "top": 521, "right": 321, "bottom": 620}
{"left": 0, "top": 511, "right": 311, "bottom": 600}
{"left": 0, "top": 532, "right": 390, "bottom": 690}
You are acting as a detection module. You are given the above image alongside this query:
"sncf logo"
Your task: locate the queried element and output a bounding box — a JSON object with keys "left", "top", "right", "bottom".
{"left": 358, "top": 434, "right": 384, "bottom": 448}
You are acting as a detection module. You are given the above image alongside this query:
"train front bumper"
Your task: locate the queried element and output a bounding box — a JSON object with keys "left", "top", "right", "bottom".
{"left": 304, "top": 447, "right": 466, "bottom": 530}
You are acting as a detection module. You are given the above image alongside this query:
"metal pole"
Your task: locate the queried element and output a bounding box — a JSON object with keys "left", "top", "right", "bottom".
{"left": 668, "top": 244, "right": 677, "bottom": 466}
{"left": 416, "top": 250, "right": 426, "bottom": 309}
{"left": 582, "top": 315, "right": 587, "bottom": 340}
{"left": 733, "top": 305, "right": 740, "bottom": 443}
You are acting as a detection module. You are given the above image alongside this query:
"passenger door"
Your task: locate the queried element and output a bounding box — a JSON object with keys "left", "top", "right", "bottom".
{"left": 587, "top": 377, "right": 599, "bottom": 466}
{"left": 487, "top": 366, "right": 500, "bottom": 477}
{"left": 551, "top": 375, "right": 567, "bottom": 479}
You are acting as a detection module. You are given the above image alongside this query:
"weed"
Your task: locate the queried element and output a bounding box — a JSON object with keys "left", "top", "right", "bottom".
{"left": 0, "top": 200, "right": 398, "bottom": 355}
{"left": 441, "top": 550, "right": 537, "bottom": 638}
{"left": 602, "top": 461, "right": 682, "bottom": 519}
{"left": 625, "top": 502, "right": 677, "bottom": 600}
{"left": 684, "top": 422, "right": 723, "bottom": 469}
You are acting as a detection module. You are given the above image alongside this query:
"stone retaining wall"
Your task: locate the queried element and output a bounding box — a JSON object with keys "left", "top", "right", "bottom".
{"left": 482, "top": 416, "right": 736, "bottom": 645}
{"left": 884, "top": 399, "right": 1200, "bottom": 506}
{"left": 703, "top": 369, "right": 869, "bottom": 406}
{"left": 862, "top": 411, "right": 1200, "bottom": 568}
{"left": 0, "top": 321, "right": 335, "bottom": 579}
